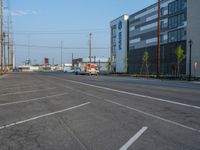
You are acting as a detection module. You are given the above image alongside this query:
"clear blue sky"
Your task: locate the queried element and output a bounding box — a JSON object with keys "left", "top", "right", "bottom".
{"left": 10, "top": 0, "right": 157, "bottom": 65}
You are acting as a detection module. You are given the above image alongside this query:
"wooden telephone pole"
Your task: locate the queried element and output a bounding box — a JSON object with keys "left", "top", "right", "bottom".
{"left": 0, "top": 0, "right": 3, "bottom": 73}
{"left": 157, "top": 0, "right": 161, "bottom": 78}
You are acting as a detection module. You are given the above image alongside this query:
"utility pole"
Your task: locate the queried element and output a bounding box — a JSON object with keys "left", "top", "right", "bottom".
{"left": 7, "top": 30, "right": 10, "bottom": 69}
{"left": 28, "top": 34, "right": 30, "bottom": 65}
{"left": 0, "top": 0, "right": 3, "bottom": 73}
{"left": 3, "top": 32, "right": 6, "bottom": 71}
{"left": 7, "top": 4, "right": 11, "bottom": 69}
{"left": 9, "top": 0, "right": 14, "bottom": 69}
{"left": 71, "top": 52, "right": 73, "bottom": 66}
{"left": 89, "top": 33, "right": 92, "bottom": 63}
{"left": 60, "top": 41, "right": 63, "bottom": 70}
{"left": 52, "top": 58, "right": 54, "bottom": 66}
{"left": 157, "top": 0, "right": 161, "bottom": 78}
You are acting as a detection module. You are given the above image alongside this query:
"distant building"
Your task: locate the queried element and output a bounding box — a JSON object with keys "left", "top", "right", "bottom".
{"left": 44, "top": 58, "right": 49, "bottom": 65}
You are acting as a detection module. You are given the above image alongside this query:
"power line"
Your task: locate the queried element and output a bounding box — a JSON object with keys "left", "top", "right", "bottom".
{"left": 14, "top": 43, "right": 109, "bottom": 50}
{"left": 12, "top": 29, "right": 110, "bottom": 35}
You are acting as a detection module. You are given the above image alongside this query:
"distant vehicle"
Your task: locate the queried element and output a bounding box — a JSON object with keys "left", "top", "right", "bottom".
{"left": 63, "top": 67, "right": 74, "bottom": 73}
{"left": 74, "top": 63, "right": 99, "bottom": 76}
{"left": 12, "top": 68, "right": 20, "bottom": 72}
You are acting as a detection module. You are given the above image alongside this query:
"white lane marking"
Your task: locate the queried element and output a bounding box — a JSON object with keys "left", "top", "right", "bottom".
{"left": 50, "top": 76, "right": 200, "bottom": 110}
{"left": 192, "top": 82, "right": 200, "bottom": 84}
{"left": 119, "top": 127, "right": 148, "bottom": 150}
{"left": 42, "top": 79, "right": 200, "bottom": 134}
{"left": 104, "top": 99, "right": 200, "bottom": 133}
{"left": 0, "top": 87, "right": 56, "bottom": 96}
{"left": 0, "top": 102, "right": 91, "bottom": 130}
{"left": 0, "top": 93, "right": 68, "bottom": 107}
{"left": 0, "top": 84, "right": 50, "bottom": 92}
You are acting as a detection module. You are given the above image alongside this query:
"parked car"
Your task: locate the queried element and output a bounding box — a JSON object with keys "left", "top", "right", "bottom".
{"left": 63, "top": 67, "right": 74, "bottom": 73}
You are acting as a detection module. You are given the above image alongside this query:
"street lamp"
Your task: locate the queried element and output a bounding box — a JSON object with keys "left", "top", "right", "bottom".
{"left": 188, "top": 39, "right": 192, "bottom": 81}
{"left": 61, "top": 41, "right": 63, "bottom": 70}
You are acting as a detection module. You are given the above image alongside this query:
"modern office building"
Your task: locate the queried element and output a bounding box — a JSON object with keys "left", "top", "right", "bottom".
{"left": 110, "top": 15, "right": 129, "bottom": 73}
{"left": 111, "top": 0, "right": 200, "bottom": 77}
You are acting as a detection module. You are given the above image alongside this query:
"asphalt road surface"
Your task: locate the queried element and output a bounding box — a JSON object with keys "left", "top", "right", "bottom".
{"left": 0, "top": 72, "right": 200, "bottom": 150}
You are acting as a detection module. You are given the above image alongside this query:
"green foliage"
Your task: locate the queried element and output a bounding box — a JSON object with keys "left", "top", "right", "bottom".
{"left": 143, "top": 51, "right": 149, "bottom": 63}
{"left": 175, "top": 45, "right": 186, "bottom": 65}
{"left": 175, "top": 45, "right": 186, "bottom": 75}
{"left": 140, "top": 51, "right": 149, "bottom": 76}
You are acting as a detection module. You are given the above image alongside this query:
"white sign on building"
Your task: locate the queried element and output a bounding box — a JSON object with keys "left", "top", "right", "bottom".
{"left": 110, "top": 15, "right": 129, "bottom": 73}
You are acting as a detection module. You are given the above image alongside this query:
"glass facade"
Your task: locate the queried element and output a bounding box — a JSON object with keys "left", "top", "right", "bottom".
{"left": 168, "top": 28, "right": 185, "bottom": 42}
{"left": 111, "top": 25, "right": 117, "bottom": 61}
{"left": 167, "top": 0, "right": 187, "bottom": 43}
{"left": 127, "top": 0, "right": 188, "bottom": 74}
{"left": 168, "top": 0, "right": 186, "bottom": 15}
{"left": 168, "top": 13, "right": 185, "bottom": 29}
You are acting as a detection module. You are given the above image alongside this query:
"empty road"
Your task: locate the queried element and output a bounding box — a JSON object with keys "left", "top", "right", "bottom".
{"left": 0, "top": 72, "right": 200, "bottom": 150}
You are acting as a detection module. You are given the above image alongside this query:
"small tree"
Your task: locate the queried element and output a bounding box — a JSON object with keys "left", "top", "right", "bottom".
{"left": 175, "top": 45, "right": 186, "bottom": 76}
{"left": 140, "top": 51, "right": 149, "bottom": 76}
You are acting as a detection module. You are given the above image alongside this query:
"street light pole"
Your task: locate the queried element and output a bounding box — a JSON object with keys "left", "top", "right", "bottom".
{"left": 189, "top": 40, "right": 192, "bottom": 81}
{"left": 89, "top": 33, "right": 92, "bottom": 63}
{"left": 157, "top": 0, "right": 161, "bottom": 78}
{"left": 61, "top": 41, "right": 63, "bottom": 70}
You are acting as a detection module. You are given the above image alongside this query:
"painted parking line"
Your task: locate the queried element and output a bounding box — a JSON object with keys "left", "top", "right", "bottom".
{"left": 0, "top": 92, "right": 68, "bottom": 107}
{"left": 0, "top": 84, "right": 50, "bottom": 92}
{"left": 42, "top": 79, "right": 200, "bottom": 134}
{"left": 0, "top": 102, "right": 91, "bottom": 130}
{"left": 0, "top": 87, "right": 56, "bottom": 96}
{"left": 119, "top": 127, "right": 148, "bottom": 150}
{"left": 104, "top": 99, "right": 200, "bottom": 133}
{"left": 49, "top": 76, "right": 200, "bottom": 110}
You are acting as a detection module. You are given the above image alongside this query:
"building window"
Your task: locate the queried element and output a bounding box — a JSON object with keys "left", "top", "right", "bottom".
{"left": 168, "top": 28, "right": 185, "bottom": 43}
{"left": 161, "top": 34, "right": 164, "bottom": 43}
{"left": 112, "top": 38, "right": 116, "bottom": 44}
{"left": 112, "top": 27, "right": 116, "bottom": 35}
{"left": 168, "top": 13, "right": 185, "bottom": 29}
{"left": 161, "top": 20, "right": 165, "bottom": 29}
{"left": 111, "top": 45, "right": 116, "bottom": 53}
{"left": 161, "top": 7, "right": 165, "bottom": 16}
{"left": 168, "top": 0, "right": 186, "bottom": 15}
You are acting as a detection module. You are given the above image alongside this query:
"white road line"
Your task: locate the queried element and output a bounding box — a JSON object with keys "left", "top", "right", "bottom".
{"left": 50, "top": 76, "right": 200, "bottom": 110}
{"left": 104, "top": 99, "right": 200, "bottom": 133}
{"left": 0, "top": 102, "right": 91, "bottom": 130}
{"left": 42, "top": 80, "right": 200, "bottom": 133}
{"left": 0, "top": 84, "right": 50, "bottom": 92}
{"left": 0, "top": 93, "right": 68, "bottom": 107}
{"left": 192, "top": 82, "right": 200, "bottom": 84}
{"left": 0, "top": 87, "right": 56, "bottom": 96}
{"left": 119, "top": 127, "right": 148, "bottom": 150}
